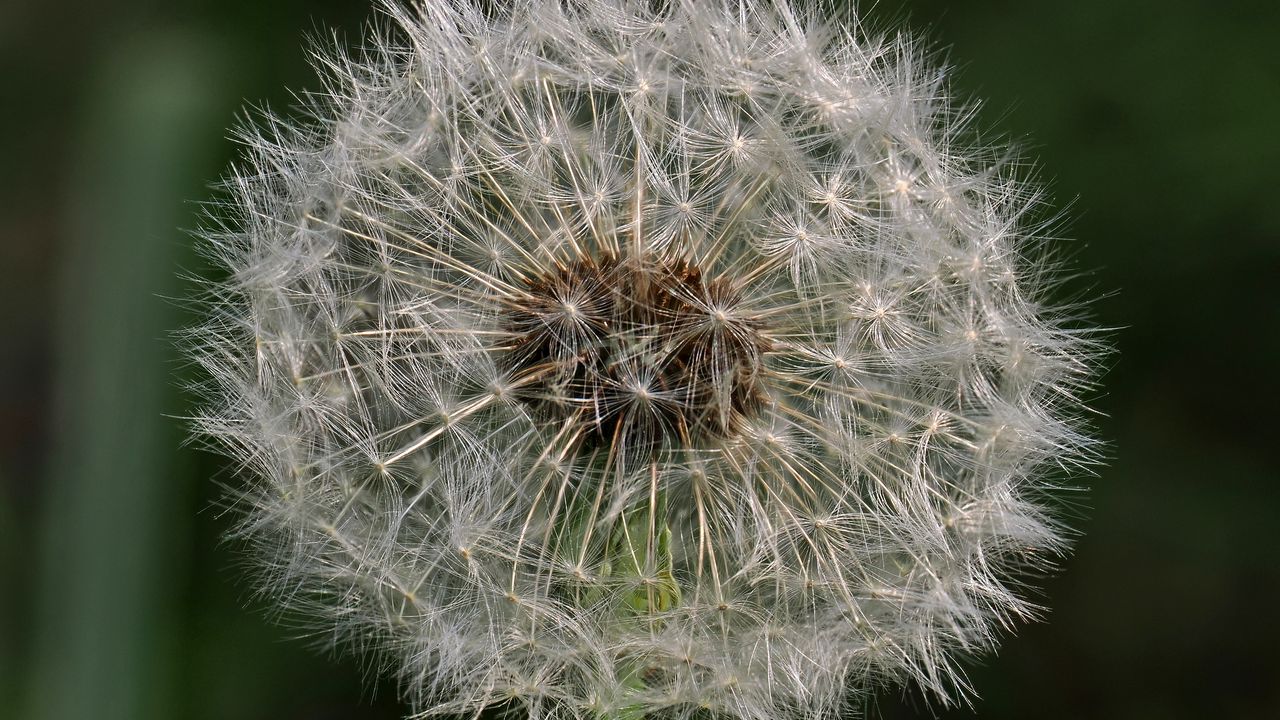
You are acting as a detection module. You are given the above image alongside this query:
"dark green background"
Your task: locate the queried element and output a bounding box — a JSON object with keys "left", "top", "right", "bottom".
{"left": 2, "top": 1, "right": 1276, "bottom": 718}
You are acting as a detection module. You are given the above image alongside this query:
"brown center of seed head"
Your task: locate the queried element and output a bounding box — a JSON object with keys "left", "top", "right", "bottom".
{"left": 501, "top": 253, "right": 769, "bottom": 453}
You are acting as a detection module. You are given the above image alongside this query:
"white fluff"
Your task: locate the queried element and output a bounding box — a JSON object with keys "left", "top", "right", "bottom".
{"left": 186, "top": 2, "right": 1105, "bottom": 718}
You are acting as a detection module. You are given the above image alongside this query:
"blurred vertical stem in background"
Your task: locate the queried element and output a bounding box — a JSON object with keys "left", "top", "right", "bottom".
{"left": 22, "top": 34, "right": 226, "bottom": 720}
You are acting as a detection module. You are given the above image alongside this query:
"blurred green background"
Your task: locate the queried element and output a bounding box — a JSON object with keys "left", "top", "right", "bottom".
{"left": 1, "top": 1, "right": 1276, "bottom": 718}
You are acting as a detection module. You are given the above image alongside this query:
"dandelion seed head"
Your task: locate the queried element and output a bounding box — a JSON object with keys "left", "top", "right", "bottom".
{"left": 187, "top": 1, "right": 1105, "bottom": 718}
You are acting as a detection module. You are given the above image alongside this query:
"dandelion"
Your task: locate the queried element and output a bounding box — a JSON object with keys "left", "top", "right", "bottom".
{"left": 187, "top": 1, "right": 1103, "bottom": 718}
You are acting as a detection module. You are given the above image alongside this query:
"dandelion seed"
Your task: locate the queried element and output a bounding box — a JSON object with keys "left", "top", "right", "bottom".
{"left": 186, "top": 1, "right": 1104, "bottom": 718}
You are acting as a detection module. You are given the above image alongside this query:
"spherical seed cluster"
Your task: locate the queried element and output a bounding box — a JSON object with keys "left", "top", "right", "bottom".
{"left": 188, "top": 1, "right": 1103, "bottom": 718}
